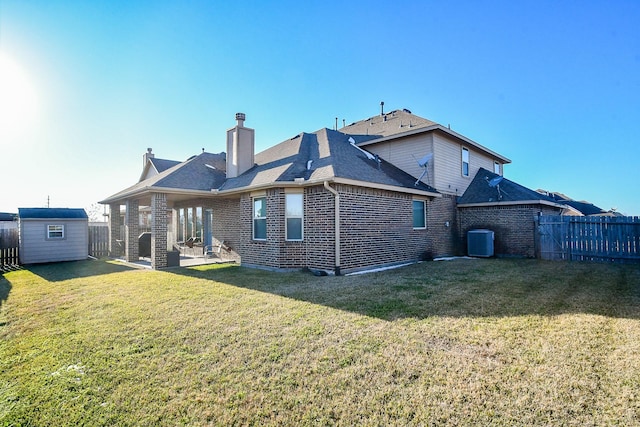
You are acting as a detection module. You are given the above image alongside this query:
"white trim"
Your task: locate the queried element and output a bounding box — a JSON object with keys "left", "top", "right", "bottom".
{"left": 356, "top": 124, "right": 511, "bottom": 163}
{"left": 412, "top": 199, "right": 426, "bottom": 229}
{"left": 285, "top": 193, "right": 303, "bottom": 241}
{"left": 252, "top": 196, "right": 267, "bottom": 240}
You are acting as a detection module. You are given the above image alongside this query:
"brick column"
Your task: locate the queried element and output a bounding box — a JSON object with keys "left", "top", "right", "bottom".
{"left": 125, "top": 199, "right": 139, "bottom": 262}
{"left": 108, "top": 203, "right": 123, "bottom": 257}
{"left": 151, "top": 192, "right": 168, "bottom": 269}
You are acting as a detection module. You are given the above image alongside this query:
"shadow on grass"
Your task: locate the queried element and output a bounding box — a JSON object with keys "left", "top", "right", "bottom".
{"left": 170, "top": 259, "right": 640, "bottom": 320}
{"left": 26, "top": 259, "right": 138, "bottom": 283}
{"left": 0, "top": 273, "right": 11, "bottom": 311}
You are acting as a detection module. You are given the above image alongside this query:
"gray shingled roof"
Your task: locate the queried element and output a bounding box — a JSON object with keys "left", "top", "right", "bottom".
{"left": 219, "top": 128, "right": 439, "bottom": 194}
{"left": 101, "top": 152, "right": 227, "bottom": 203}
{"left": 150, "top": 157, "right": 180, "bottom": 173}
{"left": 340, "top": 109, "right": 437, "bottom": 137}
{"left": 18, "top": 208, "right": 88, "bottom": 219}
{"left": 458, "top": 168, "right": 559, "bottom": 205}
{"left": 541, "top": 192, "right": 606, "bottom": 215}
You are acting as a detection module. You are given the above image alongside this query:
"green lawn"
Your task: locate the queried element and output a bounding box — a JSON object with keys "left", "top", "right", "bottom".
{"left": 1, "top": 258, "right": 639, "bottom": 425}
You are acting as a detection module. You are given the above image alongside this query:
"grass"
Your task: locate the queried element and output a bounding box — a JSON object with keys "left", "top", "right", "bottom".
{"left": 1, "top": 258, "right": 639, "bottom": 426}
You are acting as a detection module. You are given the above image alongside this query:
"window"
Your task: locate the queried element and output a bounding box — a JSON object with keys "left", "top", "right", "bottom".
{"left": 494, "top": 161, "right": 501, "bottom": 175}
{"left": 253, "top": 197, "right": 267, "bottom": 240}
{"left": 412, "top": 200, "right": 426, "bottom": 229}
{"left": 462, "top": 147, "right": 469, "bottom": 177}
{"left": 286, "top": 193, "right": 303, "bottom": 241}
{"left": 47, "top": 224, "right": 64, "bottom": 239}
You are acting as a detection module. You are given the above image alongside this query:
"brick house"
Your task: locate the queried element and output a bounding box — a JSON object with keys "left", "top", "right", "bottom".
{"left": 100, "top": 109, "right": 533, "bottom": 273}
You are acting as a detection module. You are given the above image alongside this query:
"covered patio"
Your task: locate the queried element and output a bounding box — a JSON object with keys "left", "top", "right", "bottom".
{"left": 99, "top": 151, "right": 241, "bottom": 269}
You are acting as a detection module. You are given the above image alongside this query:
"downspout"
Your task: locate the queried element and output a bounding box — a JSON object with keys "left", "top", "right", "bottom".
{"left": 323, "top": 181, "right": 341, "bottom": 275}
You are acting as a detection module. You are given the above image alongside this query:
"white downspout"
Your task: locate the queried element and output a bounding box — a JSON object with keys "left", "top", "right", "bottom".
{"left": 323, "top": 181, "right": 341, "bottom": 275}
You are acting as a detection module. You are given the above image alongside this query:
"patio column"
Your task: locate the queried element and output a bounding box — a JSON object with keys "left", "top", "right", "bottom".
{"left": 108, "top": 203, "right": 123, "bottom": 257}
{"left": 151, "top": 192, "right": 168, "bottom": 269}
{"left": 125, "top": 199, "right": 139, "bottom": 262}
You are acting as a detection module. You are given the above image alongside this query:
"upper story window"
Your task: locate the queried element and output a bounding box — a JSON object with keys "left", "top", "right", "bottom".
{"left": 253, "top": 197, "right": 267, "bottom": 240}
{"left": 285, "top": 193, "right": 303, "bottom": 241}
{"left": 462, "top": 147, "right": 470, "bottom": 177}
{"left": 494, "top": 161, "right": 501, "bottom": 175}
{"left": 47, "top": 224, "right": 64, "bottom": 239}
{"left": 412, "top": 200, "right": 426, "bottom": 229}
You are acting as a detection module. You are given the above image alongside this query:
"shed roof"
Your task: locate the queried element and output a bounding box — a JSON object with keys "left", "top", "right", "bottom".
{"left": 18, "top": 208, "right": 88, "bottom": 219}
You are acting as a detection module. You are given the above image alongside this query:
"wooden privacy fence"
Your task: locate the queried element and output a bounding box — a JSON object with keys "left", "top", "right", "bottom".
{"left": 88, "top": 225, "right": 109, "bottom": 258}
{"left": 536, "top": 215, "right": 640, "bottom": 263}
{"left": 0, "top": 228, "right": 19, "bottom": 268}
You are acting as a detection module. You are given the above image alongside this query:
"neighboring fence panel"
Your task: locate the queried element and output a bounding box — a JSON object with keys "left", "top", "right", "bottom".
{"left": 88, "top": 225, "right": 109, "bottom": 258}
{"left": 536, "top": 215, "right": 640, "bottom": 263}
{"left": 0, "top": 228, "right": 20, "bottom": 268}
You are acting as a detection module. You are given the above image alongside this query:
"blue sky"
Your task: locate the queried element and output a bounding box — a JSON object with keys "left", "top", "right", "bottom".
{"left": 1, "top": 0, "right": 638, "bottom": 217}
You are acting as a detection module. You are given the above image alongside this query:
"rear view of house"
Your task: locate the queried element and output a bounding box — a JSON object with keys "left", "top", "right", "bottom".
{"left": 18, "top": 208, "right": 89, "bottom": 264}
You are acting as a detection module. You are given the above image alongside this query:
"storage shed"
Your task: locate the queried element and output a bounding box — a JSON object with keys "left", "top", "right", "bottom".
{"left": 18, "top": 208, "right": 88, "bottom": 264}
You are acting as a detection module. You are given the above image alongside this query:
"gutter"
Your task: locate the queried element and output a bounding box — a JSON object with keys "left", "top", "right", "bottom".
{"left": 323, "top": 181, "right": 341, "bottom": 275}
{"left": 457, "top": 200, "right": 570, "bottom": 209}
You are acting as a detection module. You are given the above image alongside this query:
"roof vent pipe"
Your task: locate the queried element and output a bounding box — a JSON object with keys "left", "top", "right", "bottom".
{"left": 380, "top": 101, "right": 384, "bottom": 116}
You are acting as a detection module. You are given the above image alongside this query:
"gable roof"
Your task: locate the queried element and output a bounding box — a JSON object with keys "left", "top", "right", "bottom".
{"left": 101, "top": 152, "right": 227, "bottom": 204}
{"left": 347, "top": 109, "right": 511, "bottom": 164}
{"left": 18, "top": 208, "right": 88, "bottom": 220}
{"left": 458, "top": 168, "right": 565, "bottom": 207}
{"left": 139, "top": 157, "right": 182, "bottom": 182}
{"left": 340, "top": 109, "right": 437, "bottom": 137}
{"left": 219, "top": 127, "right": 439, "bottom": 197}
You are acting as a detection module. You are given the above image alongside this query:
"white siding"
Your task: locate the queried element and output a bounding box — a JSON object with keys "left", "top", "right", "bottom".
{"left": 19, "top": 219, "right": 88, "bottom": 264}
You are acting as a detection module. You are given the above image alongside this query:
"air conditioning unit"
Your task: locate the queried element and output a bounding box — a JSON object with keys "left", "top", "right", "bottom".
{"left": 467, "top": 229, "right": 494, "bottom": 257}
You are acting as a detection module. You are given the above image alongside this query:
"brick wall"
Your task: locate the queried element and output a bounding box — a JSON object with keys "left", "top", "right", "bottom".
{"left": 170, "top": 185, "right": 459, "bottom": 272}
{"left": 151, "top": 192, "right": 167, "bottom": 269}
{"left": 458, "top": 204, "right": 562, "bottom": 257}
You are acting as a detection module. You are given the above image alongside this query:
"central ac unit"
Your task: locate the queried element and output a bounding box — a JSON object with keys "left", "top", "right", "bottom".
{"left": 467, "top": 229, "right": 494, "bottom": 257}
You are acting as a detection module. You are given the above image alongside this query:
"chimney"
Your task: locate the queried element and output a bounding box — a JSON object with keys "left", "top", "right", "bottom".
{"left": 226, "top": 113, "right": 255, "bottom": 178}
{"left": 143, "top": 148, "right": 154, "bottom": 168}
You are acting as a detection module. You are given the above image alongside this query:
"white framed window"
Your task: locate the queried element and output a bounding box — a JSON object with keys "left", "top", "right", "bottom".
{"left": 47, "top": 224, "right": 64, "bottom": 239}
{"left": 285, "top": 193, "right": 303, "bottom": 241}
{"left": 494, "top": 161, "right": 501, "bottom": 175}
{"left": 462, "top": 147, "right": 469, "bottom": 177}
{"left": 253, "top": 197, "right": 267, "bottom": 240}
{"left": 412, "top": 200, "right": 426, "bottom": 229}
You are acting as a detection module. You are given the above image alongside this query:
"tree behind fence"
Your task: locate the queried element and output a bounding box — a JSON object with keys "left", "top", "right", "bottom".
{"left": 536, "top": 215, "right": 640, "bottom": 263}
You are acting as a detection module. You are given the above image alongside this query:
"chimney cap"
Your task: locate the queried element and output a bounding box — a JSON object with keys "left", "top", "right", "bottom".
{"left": 235, "top": 112, "right": 246, "bottom": 122}
{"left": 147, "top": 148, "right": 153, "bottom": 153}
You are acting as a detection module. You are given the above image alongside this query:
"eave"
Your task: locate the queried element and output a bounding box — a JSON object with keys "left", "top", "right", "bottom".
{"left": 357, "top": 124, "right": 511, "bottom": 164}
{"left": 457, "top": 200, "right": 568, "bottom": 209}
{"left": 214, "top": 177, "right": 441, "bottom": 199}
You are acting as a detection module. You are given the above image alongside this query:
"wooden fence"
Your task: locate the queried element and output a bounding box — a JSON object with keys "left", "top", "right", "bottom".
{"left": 0, "top": 228, "right": 20, "bottom": 269}
{"left": 88, "top": 225, "right": 109, "bottom": 258}
{"left": 536, "top": 215, "right": 640, "bottom": 263}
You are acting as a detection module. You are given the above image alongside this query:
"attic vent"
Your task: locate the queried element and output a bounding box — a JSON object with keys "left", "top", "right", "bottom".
{"left": 403, "top": 108, "right": 412, "bottom": 113}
